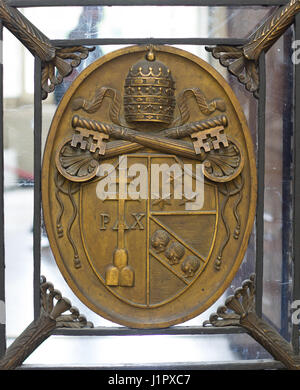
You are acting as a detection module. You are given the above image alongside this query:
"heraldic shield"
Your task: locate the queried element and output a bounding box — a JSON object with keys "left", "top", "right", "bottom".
{"left": 42, "top": 45, "right": 257, "bottom": 328}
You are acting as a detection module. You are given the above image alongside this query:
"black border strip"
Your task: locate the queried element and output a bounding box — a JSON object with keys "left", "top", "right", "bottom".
{"left": 33, "top": 57, "right": 42, "bottom": 321}
{"left": 255, "top": 53, "right": 266, "bottom": 318}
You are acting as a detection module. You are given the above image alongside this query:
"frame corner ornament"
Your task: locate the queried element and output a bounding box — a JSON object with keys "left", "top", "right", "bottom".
{"left": 203, "top": 273, "right": 300, "bottom": 370}
{"left": 0, "top": 275, "right": 93, "bottom": 370}
{"left": 41, "top": 45, "right": 95, "bottom": 100}
{"left": 206, "top": 0, "right": 300, "bottom": 98}
{"left": 0, "top": 0, "right": 95, "bottom": 99}
{"left": 205, "top": 45, "right": 260, "bottom": 98}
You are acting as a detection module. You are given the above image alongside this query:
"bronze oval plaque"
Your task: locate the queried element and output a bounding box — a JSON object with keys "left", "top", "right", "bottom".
{"left": 42, "top": 45, "right": 256, "bottom": 328}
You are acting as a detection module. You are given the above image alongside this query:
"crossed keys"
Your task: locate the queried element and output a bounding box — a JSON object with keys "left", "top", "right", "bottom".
{"left": 70, "top": 114, "right": 229, "bottom": 161}
{"left": 191, "top": 126, "right": 229, "bottom": 154}
{"left": 71, "top": 127, "right": 109, "bottom": 155}
{"left": 104, "top": 168, "right": 136, "bottom": 287}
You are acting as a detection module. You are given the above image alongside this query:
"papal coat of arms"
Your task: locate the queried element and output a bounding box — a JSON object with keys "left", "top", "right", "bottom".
{"left": 42, "top": 45, "right": 256, "bottom": 328}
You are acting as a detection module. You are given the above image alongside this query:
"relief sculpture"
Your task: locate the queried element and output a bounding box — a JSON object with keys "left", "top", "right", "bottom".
{"left": 42, "top": 45, "right": 257, "bottom": 328}
{"left": 0, "top": 0, "right": 297, "bottom": 369}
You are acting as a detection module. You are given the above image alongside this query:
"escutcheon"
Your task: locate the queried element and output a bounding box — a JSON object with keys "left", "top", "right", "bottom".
{"left": 42, "top": 45, "right": 257, "bottom": 328}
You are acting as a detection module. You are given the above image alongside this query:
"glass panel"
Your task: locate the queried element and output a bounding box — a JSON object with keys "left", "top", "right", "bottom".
{"left": 263, "top": 28, "right": 294, "bottom": 339}
{"left": 24, "top": 333, "right": 270, "bottom": 365}
{"left": 221, "top": 6, "right": 275, "bottom": 38}
{"left": 3, "top": 29, "right": 34, "bottom": 337}
{"left": 23, "top": 6, "right": 274, "bottom": 40}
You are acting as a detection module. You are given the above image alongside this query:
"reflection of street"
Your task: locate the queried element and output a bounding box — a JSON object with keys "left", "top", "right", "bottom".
{"left": 5, "top": 187, "right": 239, "bottom": 366}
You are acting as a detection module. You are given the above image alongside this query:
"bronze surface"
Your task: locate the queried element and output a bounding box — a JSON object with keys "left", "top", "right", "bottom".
{"left": 42, "top": 45, "right": 257, "bottom": 328}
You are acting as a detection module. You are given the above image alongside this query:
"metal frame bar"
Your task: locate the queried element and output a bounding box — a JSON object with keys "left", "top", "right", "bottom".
{"left": 50, "top": 38, "right": 249, "bottom": 47}
{"left": 33, "top": 57, "right": 42, "bottom": 321}
{"left": 255, "top": 53, "right": 266, "bottom": 318}
{"left": 5, "top": 0, "right": 289, "bottom": 7}
{"left": 52, "top": 325, "right": 246, "bottom": 337}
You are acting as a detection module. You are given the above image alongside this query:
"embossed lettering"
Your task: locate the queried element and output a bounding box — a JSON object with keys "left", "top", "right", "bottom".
{"left": 130, "top": 213, "right": 145, "bottom": 230}
{"left": 100, "top": 213, "right": 110, "bottom": 230}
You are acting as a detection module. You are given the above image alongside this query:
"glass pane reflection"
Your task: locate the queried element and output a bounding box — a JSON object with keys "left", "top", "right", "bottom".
{"left": 23, "top": 6, "right": 274, "bottom": 40}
